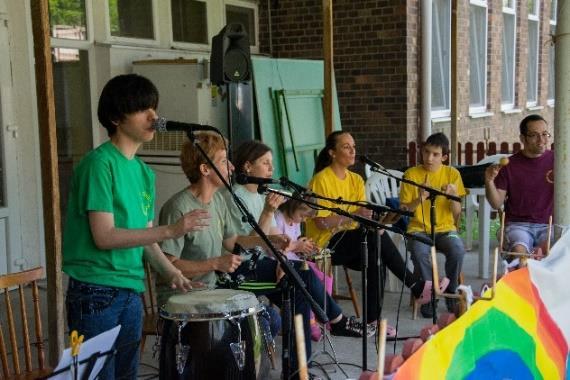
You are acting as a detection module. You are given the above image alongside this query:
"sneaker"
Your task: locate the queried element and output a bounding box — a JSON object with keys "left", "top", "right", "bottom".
{"left": 330, "top": 316, "right": 375, "bottom": 338}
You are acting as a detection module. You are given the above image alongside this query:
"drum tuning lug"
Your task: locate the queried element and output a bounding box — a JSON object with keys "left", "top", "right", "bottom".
{"left": 176, "top": 344, "right": 190, "bottom": 374}
{"left": 230, "top": 341, "right": 246, "bottom": 370}
{"left": 230, "top": 320, "right": 246, "bottom": 370}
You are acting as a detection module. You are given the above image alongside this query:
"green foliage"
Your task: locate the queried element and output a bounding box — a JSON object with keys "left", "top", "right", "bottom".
{"left": 459, "top": 212, "right": 500, "bottom": 244}
{"left": 48, "top": 0, "right": 86, "bottom": 27}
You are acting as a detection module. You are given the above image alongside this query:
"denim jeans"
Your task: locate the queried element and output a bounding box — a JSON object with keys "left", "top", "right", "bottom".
{"left": 505, "top": 222, "right": 551, "bottom": 253}
{"left": 409, "top": 231, "right": 466, "bottom": 294}
{"left": 66, "top": 278, "right": 142, "bottom": 380}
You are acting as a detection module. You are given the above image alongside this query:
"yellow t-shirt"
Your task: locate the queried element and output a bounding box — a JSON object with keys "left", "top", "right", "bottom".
{"left": 305, "top": 166, "right": 365, "bottom": 248}
{"left": 400, "top": 165, "right": 466, "bottom": 234}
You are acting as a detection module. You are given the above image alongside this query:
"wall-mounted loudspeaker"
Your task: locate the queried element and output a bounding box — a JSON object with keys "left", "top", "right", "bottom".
{"left": 210, "top": 23, "right": 251, "bottom": 85}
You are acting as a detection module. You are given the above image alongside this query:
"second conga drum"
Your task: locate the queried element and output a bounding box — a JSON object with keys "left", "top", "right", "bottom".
{"left": 159, "top": 288, "right": 270, "bottom": 380}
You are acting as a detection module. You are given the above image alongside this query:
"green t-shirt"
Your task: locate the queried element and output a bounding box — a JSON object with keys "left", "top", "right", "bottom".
{"left": 158, "top": 189, "right": 237, "bottom": 298}
{"left": 62, "top": 141, "right": 155, "bottom": 293}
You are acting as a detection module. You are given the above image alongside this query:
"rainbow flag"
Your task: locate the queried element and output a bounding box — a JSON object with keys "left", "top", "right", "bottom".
{"left": 394, "top": 231, "right": 570, "bottom": 380}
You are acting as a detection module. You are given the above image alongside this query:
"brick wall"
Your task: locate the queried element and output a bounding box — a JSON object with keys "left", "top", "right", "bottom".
{"left": 258, "top": 0, "right": 556, "bottom": 169}
{"left": 259, "top": 0, "right": 412, "bottom": 169}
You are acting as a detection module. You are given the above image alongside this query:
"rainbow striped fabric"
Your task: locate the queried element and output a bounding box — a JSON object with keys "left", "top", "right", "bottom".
{"left": 394, "top": 231, "right": 570, "bottom": 380}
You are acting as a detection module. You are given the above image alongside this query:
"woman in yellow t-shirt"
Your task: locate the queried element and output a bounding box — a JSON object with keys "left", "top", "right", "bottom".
{"left": 306, "top": 131, "right": 448, "bottom": 323}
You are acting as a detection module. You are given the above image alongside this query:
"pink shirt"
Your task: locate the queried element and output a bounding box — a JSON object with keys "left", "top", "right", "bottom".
{"left": 274, "top": 211, "right": 302, "bottom": 261}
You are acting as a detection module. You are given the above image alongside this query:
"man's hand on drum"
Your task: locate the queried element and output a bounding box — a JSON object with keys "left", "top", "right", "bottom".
{"left": 215, "top": 254, "right": 242, "bottom": 273}
{"left": 170, "top": 209, "right": 211, "bottom": 238}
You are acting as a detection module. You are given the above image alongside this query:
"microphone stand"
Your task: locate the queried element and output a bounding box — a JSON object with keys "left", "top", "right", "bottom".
{"left": 368, "top": 164, "right": 460, "bottom": 323}
{"left": 184, "top": 130, "right": 328, "bottom": 380}
{"left": 261, "top": 183, "right": 431, "bottom": 371}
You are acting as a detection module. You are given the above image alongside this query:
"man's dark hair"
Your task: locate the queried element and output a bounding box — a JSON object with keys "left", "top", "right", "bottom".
{"left": 519, "top": 114, "right": 547, "bottom": 136}
{"left": 97, "top": 74, "right": 159, "bottom": 136}
{"left": 424, "top": 132, "right": 450, "bottom": 156}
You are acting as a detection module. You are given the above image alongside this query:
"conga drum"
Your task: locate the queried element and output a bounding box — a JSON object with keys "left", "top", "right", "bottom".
{"left": 159, "top": 289, "right": 270, "bottom": 379}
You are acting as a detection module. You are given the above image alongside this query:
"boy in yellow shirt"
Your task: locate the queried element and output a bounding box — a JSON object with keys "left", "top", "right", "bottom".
{"left": 400, "top": 132, "right": 466, "bottom": 318}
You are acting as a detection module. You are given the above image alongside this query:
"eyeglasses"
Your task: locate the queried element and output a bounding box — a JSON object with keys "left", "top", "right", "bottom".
{"left": 524, "top": 132, "right": 551, "bottom": 140}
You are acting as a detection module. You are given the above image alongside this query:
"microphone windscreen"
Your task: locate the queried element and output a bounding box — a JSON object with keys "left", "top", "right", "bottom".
{"left": 235, "top": 173, "right": 248, "bottom": 185}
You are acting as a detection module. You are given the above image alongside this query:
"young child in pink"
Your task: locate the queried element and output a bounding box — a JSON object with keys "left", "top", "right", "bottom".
{"left": 274, "top": 198, "right": 333, "bottom": 341}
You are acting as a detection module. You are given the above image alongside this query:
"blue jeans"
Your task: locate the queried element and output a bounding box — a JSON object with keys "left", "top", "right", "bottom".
{"left": 505, "top": 222, "right": 551, "bottom": 253}
{"left": 66, "top": 278, "right": 142, "bottom": 380}
{"left": 409, "top": 231, "right": 465, "bottom": 294}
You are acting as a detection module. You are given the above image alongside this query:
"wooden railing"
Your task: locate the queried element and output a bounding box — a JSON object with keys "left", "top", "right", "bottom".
{"left": 406, "top": 141, "right": 554, "bottom": 166}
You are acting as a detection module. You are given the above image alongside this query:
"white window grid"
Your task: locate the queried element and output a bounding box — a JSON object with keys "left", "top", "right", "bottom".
{"left": 526, "top": 0, "right": 540, "bottom": 107}
{"left": 501, "top": 1, "right": 516, "bottom": 109}
{"left": 103, "top": 0, "right": 161, "bottom": 47}
{"left": 431, "top": 0, "right": 451, "bottom": 119}
{"left": 169, "top": 0, "right": 211, "bottom": 52}
{"left": 469, "top": 0, "right": 488, "bottom": 114}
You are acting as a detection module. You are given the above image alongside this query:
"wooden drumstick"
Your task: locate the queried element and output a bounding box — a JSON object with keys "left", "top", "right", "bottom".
{"left": 546, "top": 215, "right": 553, "bottom": 256}
{"left": 377, "top": 319, "right": 387, "bottom": 376}
{"left": 430, "top": 246, "right": 442, "bottom": 295}
{"left": 294, "top": 314, "right": 308, "bottom": 380}
{"left": 499, "top": 211, "right": 506, "bottom": 254}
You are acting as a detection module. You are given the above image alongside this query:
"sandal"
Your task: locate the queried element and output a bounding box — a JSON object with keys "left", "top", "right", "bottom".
{"left": 416, "top": 277, "right": 450, "bottom": 305}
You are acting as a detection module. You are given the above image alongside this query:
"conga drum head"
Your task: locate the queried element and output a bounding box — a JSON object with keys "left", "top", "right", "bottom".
{"left": 160, "top": 289, "right": 260, "bottom": 321}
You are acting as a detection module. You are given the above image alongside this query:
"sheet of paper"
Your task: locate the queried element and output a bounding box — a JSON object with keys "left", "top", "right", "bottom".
{"left": 50, "top": 325, "right": 121, "bottom": 380}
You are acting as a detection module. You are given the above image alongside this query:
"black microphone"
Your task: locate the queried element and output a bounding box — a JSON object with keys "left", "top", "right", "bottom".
{"left": 359, "top": 155, "right": 386, "bottom": 171}
{"left": 152, "top": 117, "right": 219, "bottom": 133}
{"left": 235, "top": 173, "right": 281, "bottom": 186}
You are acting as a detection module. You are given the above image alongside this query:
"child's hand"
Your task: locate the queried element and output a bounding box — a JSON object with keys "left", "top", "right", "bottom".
{"left": 442, "top": 183, "right": 458, "bottom": 196}
{"left": 355, "top": 207, "right": 373, "bottom": 219}
{"left": 264, "top": 193, "right": 285, "bottom": 212}
{"left": 296, "top": 237, "right": 318, "bottom": 255}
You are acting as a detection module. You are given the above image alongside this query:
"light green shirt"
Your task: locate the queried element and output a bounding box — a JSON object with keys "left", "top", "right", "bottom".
{"left": 158, "top": 189, "right": 236, "bottom": 303}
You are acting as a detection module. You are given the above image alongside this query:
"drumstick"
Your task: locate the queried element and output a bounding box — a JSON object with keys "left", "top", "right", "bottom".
{"left": 294, "top": 314, "right": 308, "bottom": 380}
{"left": 546, "top": 215, "right": 553, "bottom": 256}
{"left": 377, "top": 319, "right": 388, "bottom": 376}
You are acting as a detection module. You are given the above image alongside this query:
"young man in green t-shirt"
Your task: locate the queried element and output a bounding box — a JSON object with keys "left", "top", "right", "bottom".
{"left": 62, "top": 74, "right": 210, "bottom": 379}
{"left": 400, "top": 132, "right": 466, "bottom": 318}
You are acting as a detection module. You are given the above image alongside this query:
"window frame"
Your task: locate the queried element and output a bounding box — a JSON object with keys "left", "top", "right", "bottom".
{"left": 224, "top": 0, "right": 260, "bottom": 54}
{"left": 469, "top": 0, "right": 489, "bottom": 115}
{"left": 430, "top": 0, "right": 452, "bottom": 119}
{"left": 169, "top": 0, "right": 211, "bottom": 51}
{"left": 526, "top": 0, "right": 540, "bottom": 107}
{"left": 50, "top": 0, "right": 100, "bottom": 145}
{"left": 547, "top": 5, "right": 556, "bottom": 106}
{"left": 501, "top": 1, "right": 517, "bottom": 110}
{"left": 103, "top": 0, "right": 160, "bottom": 47}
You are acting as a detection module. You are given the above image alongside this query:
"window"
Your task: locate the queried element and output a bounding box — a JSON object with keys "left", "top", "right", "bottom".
{"left": 431, "top": 0, "right": 451, "bottom": 117}
{"left": 502, "top": 1, "right": 516, "bottom": 108}
{"left": 527, "top": 0, "right": 540, "bottom": 105}
{"left": 52, "top": 48, "right": 94, "bottom": 217}
{"left": 226, "top": 2, "right": 257, "bottom": 47}
{"left": 48, "top": 0, "right": 88, "bottom": 40}
{"left": 171, "top": 0, "right": 208, "bottom": 44}
{"left": 548, "top": 1, "right": 557, "bottom": 103}
{"left": 108, "top": 0, "right": 154, "bottom": 40}
{"left": 469, "top": 1, "right": 488, "bottom": 112}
